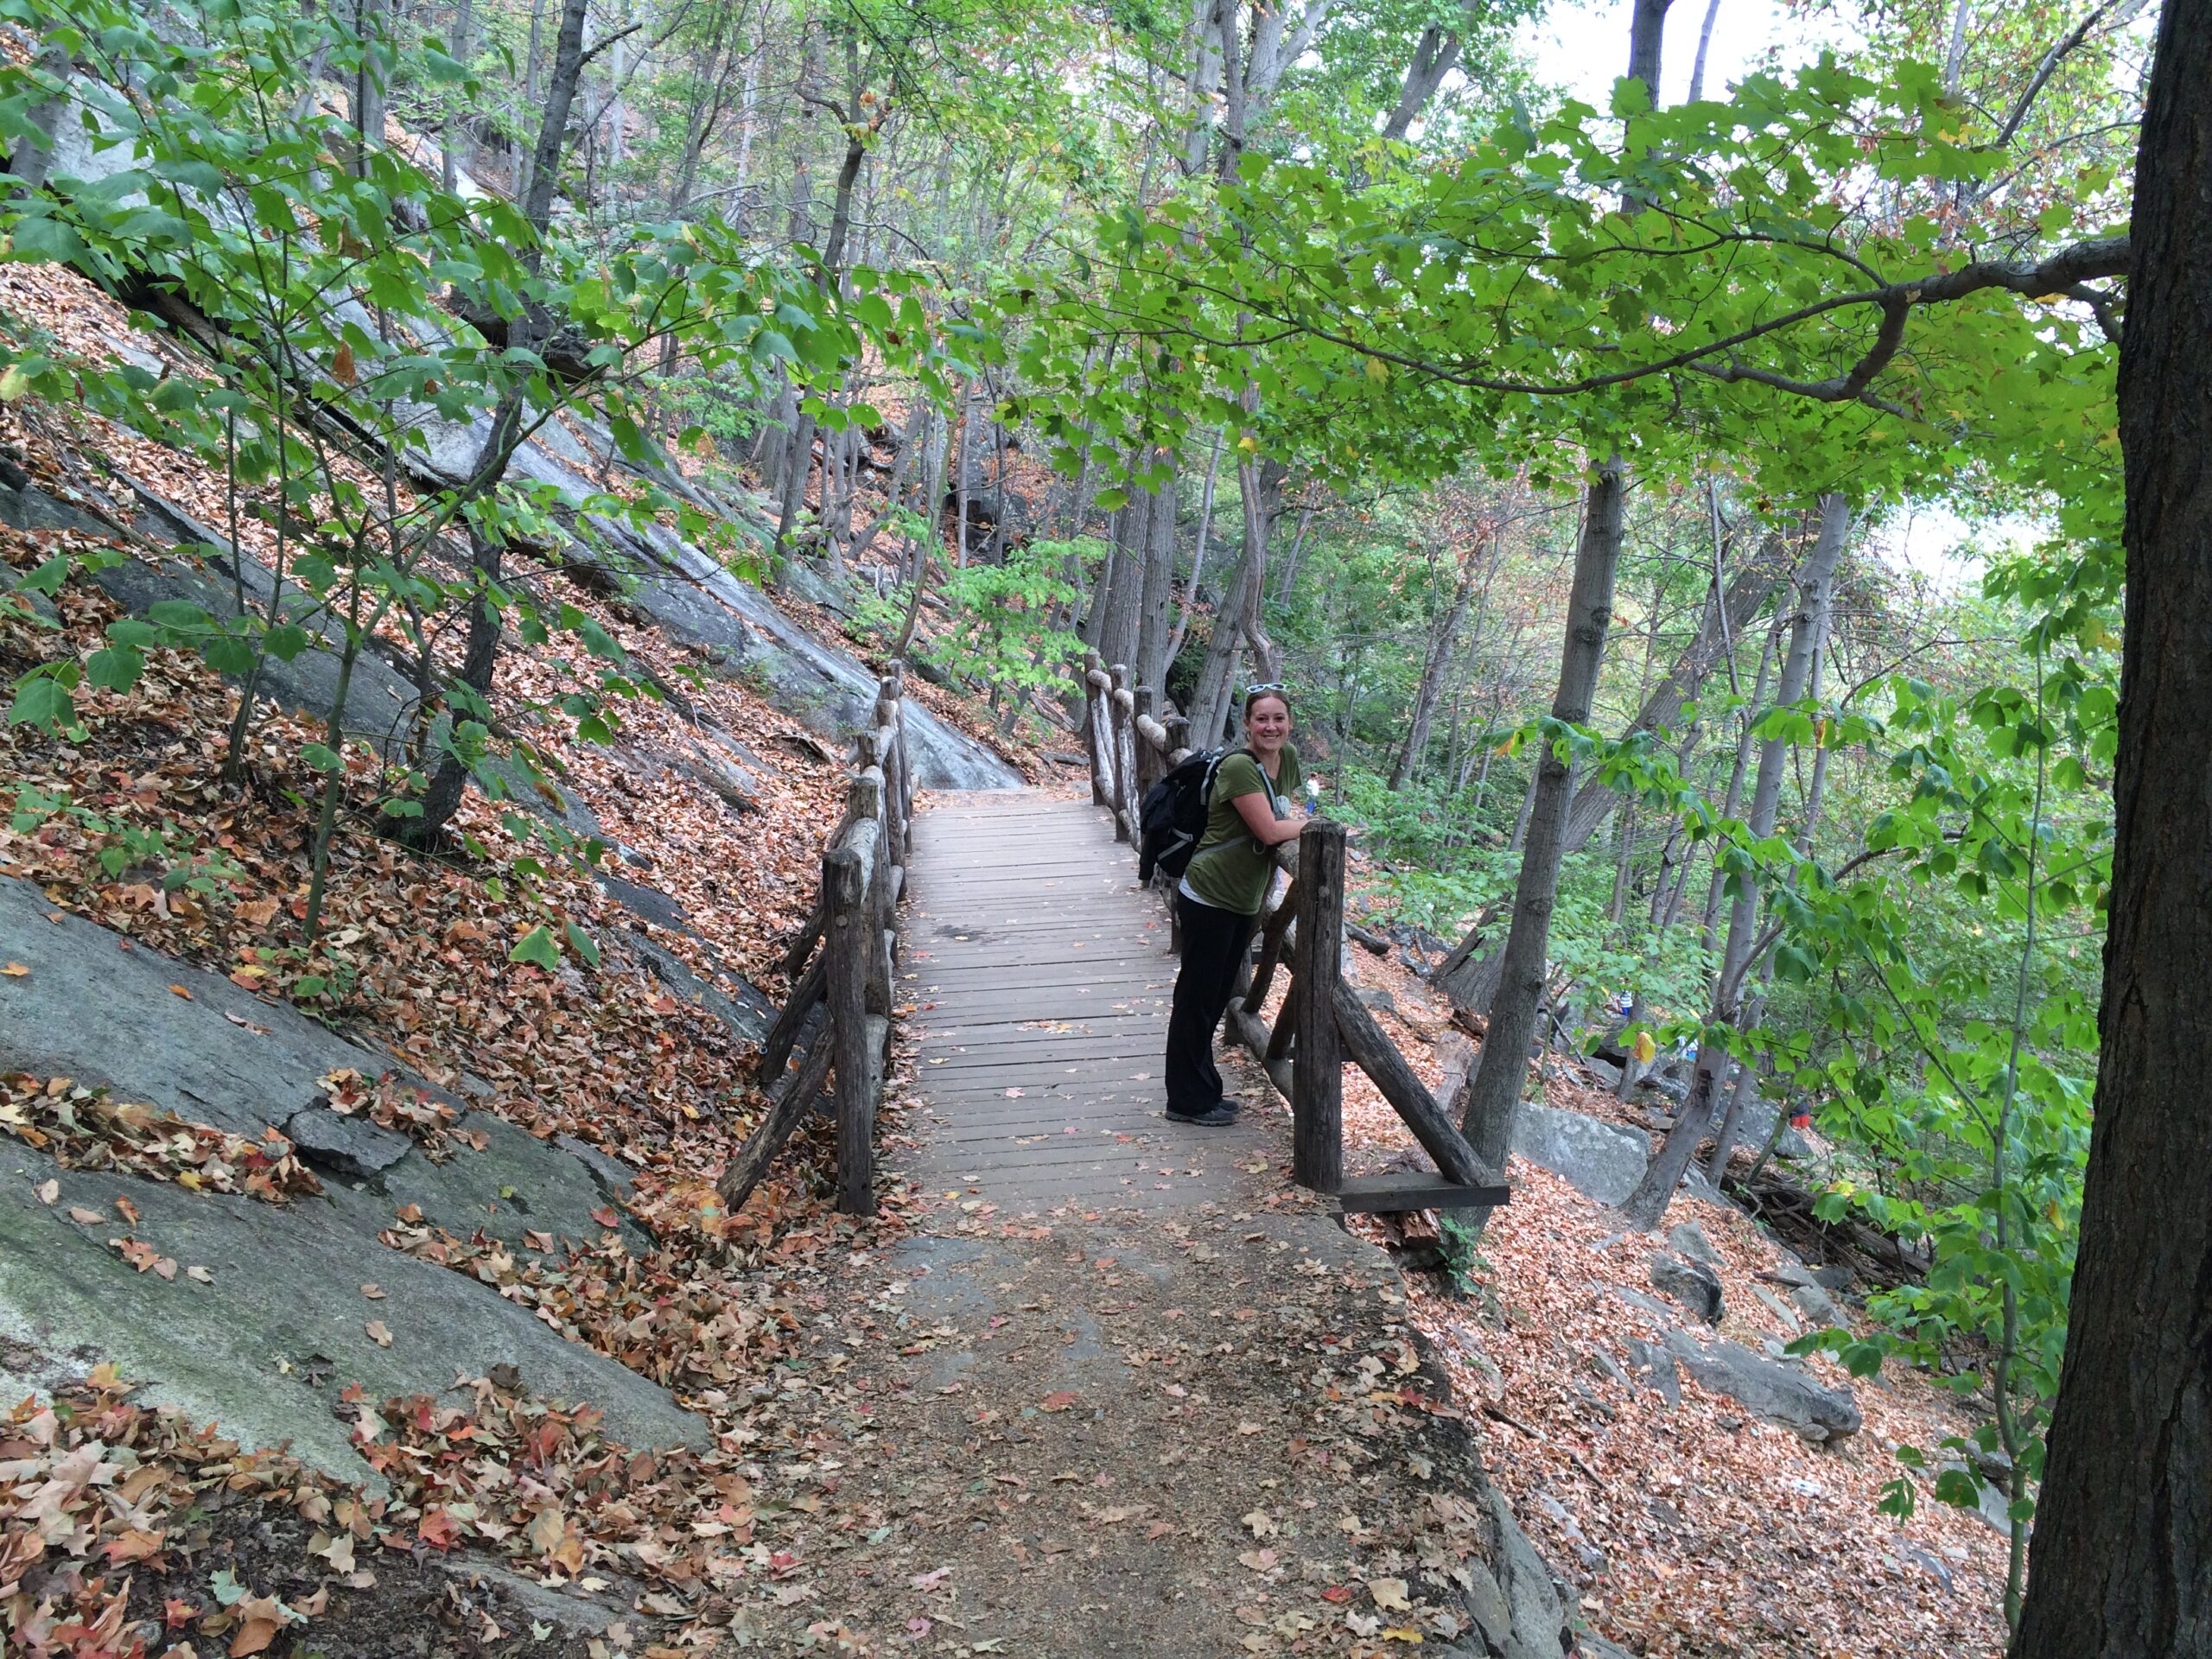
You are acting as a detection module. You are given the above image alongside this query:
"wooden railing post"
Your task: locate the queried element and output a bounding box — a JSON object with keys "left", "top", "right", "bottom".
{"left": 1134, "top": 685, "right": 1160, "bottom": 801}
{"left": 1082, "top": 652, "right": 1109, "bottom": 807}
{"left": 1290, "top": 820, "right": 1345, "bottom": 1193}
{"left": 1164, "top": 709, "right": 1191, "bottom": 765}
{"left": 1109, "top": 663, "right": 1136, "bottom": 842}
{"left": 826, "top": 837, "right": 875, "bottom": 1216}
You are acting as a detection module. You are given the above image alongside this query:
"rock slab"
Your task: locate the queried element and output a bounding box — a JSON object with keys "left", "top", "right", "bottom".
{"left": 1664, "top": 1330, "right": 1863, "bottom": 1442}
{"left": 1510, "top": 1102, "right": 1649, "bottom": 1207}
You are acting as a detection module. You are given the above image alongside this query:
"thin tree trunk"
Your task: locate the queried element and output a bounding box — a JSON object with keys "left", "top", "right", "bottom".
{"left": 1168, "top": 429, "right": 1224, "bottom": 664}
{"left": 398, "top": 0, "right": 587, "bottom": 849}
{"left": 1459, "top": 456, "right": 1627, "bottom": 1170}
{"left": 1623, "top": 493, "right": 1849, "bottom": 1229}
{"left": 1685, "top": 0, "right": 1724, "bottom": 101}
{"left": 1391, "top": 537, "right": 1483, "bottom": 789}
{"left": 1135, "top": 458, "right": 1179, "bottom": 697}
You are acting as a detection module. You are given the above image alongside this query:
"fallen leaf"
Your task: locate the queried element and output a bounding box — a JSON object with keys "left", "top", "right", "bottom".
{"left": 365, "top": 1319, "right": 392, "bottom": 1347}
{"left": 67, "top": 1205, "right": 105, "bottom": 1224}
{"left": 1039, "top": 1390, "right": 1078, "bottom": 1413}
{"left": 187, "top": 1263, "right": 214, "bottom": 1283}
{"left": 1242, "top": 1510, "right": 1276, "bottom": 1539}
{"left": 590, "top": 1205, "right": 620, "bottom": 1227}
{"left": 1238, "top": 1548, "right": 1279, "bottom": 1572}
{"left": 360, "top": 1282, "right": 386, "bottom": 1300}
{"left": 1, "top": 963, "right": 28, "bottom": 976}
{"left": 103, "top": 1527, "right": 165, "bottom": 1563}
{"left": 168, "top": 983, "right": 193, "bottom": 1000}
{"left": 1368, "top": 1577, "right": 1413, "bottom": 1612}
{"left": 35, "top": 1179, "right": 57, "bottom": 1205}
{"left": 230, "top": 1617, "right": 281, "bottom": 1656}
{"left": 115, "top": 1195, "right": 140, "bottom": 1225}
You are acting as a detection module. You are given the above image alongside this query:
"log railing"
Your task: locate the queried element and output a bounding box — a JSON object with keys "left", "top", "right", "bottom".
{"left": 720, "top": 669, "right": 913, "bottom": 1217}
{"left": 1077, "top": 652, "right": 1509, "bottom": 1217}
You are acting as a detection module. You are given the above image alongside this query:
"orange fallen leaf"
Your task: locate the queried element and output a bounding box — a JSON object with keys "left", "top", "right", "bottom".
{"left": 115, "top": 1195, "right": 140, "bottom": 1225}
{"left": 1, "top": 963, "right": 28, "bottom": 976}
{"left": 1039, "top": 1390, "right": 1077, "bottom": 1412}
{"left": 168, "top": 983, "right": 193, "bottom": 1000}
{"left": 230, "top": 1616, "right": 281, "bottom": 1656}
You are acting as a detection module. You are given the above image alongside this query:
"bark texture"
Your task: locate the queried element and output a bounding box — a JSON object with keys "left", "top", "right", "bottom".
{"left": 2012, "top": 10, "right": 2212, "bottom": 1653}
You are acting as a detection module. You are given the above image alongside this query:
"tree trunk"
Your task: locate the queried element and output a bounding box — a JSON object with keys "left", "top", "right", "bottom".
{"left": 2012, "top": 10, "right": 2212, "bottom": 1651}
{"left": 1685, "top": 0, "right": 1724, "bottom": 101}
{"left": 1621, "top": 492, "right": 1848, "bottom": 1229}
{"left": 396, "top": 0, "right": 587, "bottom": 849}
{"left": 1168, "top": 429, "right": 1224, "bottom": 664}
{"left": 1391, "top": 538, "right": 1484, "bottom": 790}
{"left": 1701, "top": 620, "right": 1780, "bottom": 949}
{"left": 1627, "top": 0, "right": 1675, "bottom": 92}
{"left": 1135, "top": 458, "right": 1179, "bottom": 698}
{"left": 1381, "top": 22, "right": 1461, "bottom": 142}
{"left": 1459, "top": 456, "right": 1626, "bottom": 1170}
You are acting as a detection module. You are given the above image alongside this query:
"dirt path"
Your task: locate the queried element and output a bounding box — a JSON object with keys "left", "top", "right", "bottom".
{"left": 732, "top": 796, "right": 1577, "bottom": 1657}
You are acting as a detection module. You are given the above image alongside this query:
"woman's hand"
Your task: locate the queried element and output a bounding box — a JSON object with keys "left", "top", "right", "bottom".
{"left": 1232, "top": 791, "right": 1305, "bottom": 846}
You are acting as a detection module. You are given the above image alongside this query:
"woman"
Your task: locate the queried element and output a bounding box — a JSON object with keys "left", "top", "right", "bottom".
{"left": 1164, "top": 684, "right": 1306, "bottom": 1126}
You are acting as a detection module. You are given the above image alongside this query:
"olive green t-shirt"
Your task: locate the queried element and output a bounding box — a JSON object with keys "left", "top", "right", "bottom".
{"left": 1180, "top": 747, "right": 1303, "bottom": 916}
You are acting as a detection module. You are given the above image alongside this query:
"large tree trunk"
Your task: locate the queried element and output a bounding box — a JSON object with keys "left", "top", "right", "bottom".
{"left": 1458, "top": 456, "right": 1626, "bottom": 1169}
{"left": 1134, "top": 459, "right": 1179, "bottom": 698}
{"left": 1620, "top": 492, "right": 1849, "bottom": 1228}
{"left": 2011, "top": 11, "right": 2212, "bottom": 1653}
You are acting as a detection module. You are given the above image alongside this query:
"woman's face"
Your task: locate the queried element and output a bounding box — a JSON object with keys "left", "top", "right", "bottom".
{"left": 1246, "top": 695, "right": 1291, "bottom": 753}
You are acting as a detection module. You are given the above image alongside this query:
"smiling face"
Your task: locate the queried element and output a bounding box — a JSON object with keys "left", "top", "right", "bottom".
{"left": 1244, "top": 692, "right": 1291, "bottom": 758}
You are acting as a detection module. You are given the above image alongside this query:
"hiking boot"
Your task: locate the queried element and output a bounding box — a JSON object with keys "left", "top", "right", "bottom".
{"left": 1165, "top": 1103, "right": 1238, "bottom": 1128}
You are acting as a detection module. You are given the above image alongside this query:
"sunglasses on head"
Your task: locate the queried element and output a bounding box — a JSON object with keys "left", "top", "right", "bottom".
{"left": 1245, "top": 682, "right": 1287, "bottom": 698}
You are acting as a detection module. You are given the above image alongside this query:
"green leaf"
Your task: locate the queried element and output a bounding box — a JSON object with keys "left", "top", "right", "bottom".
{"left": 7, "top": 675, "right": 73, "bottom": 732}
{"left": 563, "top": 919, "right": 601, "bottom": 969}
{"left": 507, "top": 925, "right": 561, "bottom": 969}
{"left": 85, "top": 646, "right": 143, "bottom": 691}
{"left": 301, "top": 743, "right": 344, "bottom": 772}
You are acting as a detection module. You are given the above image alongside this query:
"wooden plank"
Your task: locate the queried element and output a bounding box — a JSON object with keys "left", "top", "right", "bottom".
{"left": 755, "top": 950, "right": 826, "bottom": 1084}
{"left": 717, "top": 1020, "right": 836, "bottom": 1211}
{"left": 1291, "top": 821, "right": 1346, "bottom": 1194}
{"left": 1331, "top": 979, "right": 1501, "bottom": 1191}
{"left": 1334, "top": 1172, "right": 1512, "bottom": 1214}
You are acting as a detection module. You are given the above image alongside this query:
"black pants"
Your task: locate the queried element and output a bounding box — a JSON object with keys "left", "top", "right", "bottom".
{"left": 1165, "top": 893, "right": 1257, "bottom": 1116}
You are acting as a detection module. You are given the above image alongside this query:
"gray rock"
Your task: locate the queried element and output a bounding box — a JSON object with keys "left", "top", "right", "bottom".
{"left": 1484, "top": 1486, "right": 1568, "bottom": 1657}
{"left": 396, "top": 400, "right": 1020, "bottom": 791}
{"left": 1936, "top": 1461, "right": 2017, "bottom": 1535}
{"left": 1511, "top": 1102, "right": 1649, "bottom": 1206}
{"left": 0, "top": 874, "right": 398, "bottom": 1140}
{"left": 377, "top": 1112, "right": 651, "bottom": 1254}
{"left": 1663, "top": 1330, "right": 1863, "bottom": 1441}
{"left": 0, "top": 1151, "right": 707, "bottom": 1491}
{"left": 1812, "top": 1264, "right": 1853, "bottom": 1294}
{"left": 1459, "top": 1556, "right": 1511, "bottom": 1650}
{"left": 594, "top": 870, "right": 689, "bottom": 932}
{"left": 1638, "top": 1073, "right": 1689, "bottom": 1104}
{"left": 1667, "top": 1220, "right": 1721, "bottom": 1266}
{"left": 1765, "top": 1262, "right": 1816, "bottom": 1289}
{"left": 1586, "top": 1349, "right": 1630, "bottom": 1388}
{"left": 1622, "top": 1336, "right": 1681, "bottom": 1408}
{"left": 614, "top": 925, "right": 774, "bottom": 1046}
{"left": 1649, "top": 1252, "right": 1724, "bottom": 1323}
{"left": 282, "top": 1106, "right": 412, "bottom": 1181}
{"left": 1751, "top": 1285, "right": 1802, "bottom": 1331}
{"left": 1576, "top": 1634, "right": 1639, "bottom": 1659}
{"left": 1580, "top": 1055, "right": 1623, "bottom": 1090}
{"left": 1790, "top": 1282, "right": 1846, "bottom": 1328}
{"left": 1356, "top": 986, "right": 1397, "bottom": 1015}
{"left": 1608, "top": 1284, "right": 1678, "bottom": 1324}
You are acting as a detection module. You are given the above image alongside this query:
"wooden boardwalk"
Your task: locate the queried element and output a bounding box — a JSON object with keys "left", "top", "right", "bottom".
{"left": 899, "top": 792, "right": 1274, "bottom": 1209}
